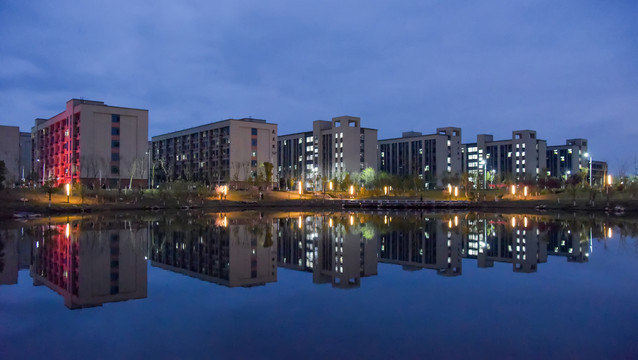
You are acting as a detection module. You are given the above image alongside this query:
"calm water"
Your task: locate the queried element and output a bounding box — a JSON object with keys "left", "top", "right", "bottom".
{"left": 1, "top": 211, "right": 637, "bottom": 359}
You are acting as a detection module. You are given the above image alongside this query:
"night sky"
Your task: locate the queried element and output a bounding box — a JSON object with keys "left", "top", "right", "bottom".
{"left": 1, "top": 1, "right": 636, "bottom": 172}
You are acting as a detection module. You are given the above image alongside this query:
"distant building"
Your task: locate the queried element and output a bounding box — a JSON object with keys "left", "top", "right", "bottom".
{"left": 19, "top": 132, "right": 32, "bottom": 181}
{"left": 31, "top": 99, "right": 149, "bottom": 187}
{"left": 546, "top": 139, "right": 588, "bottom": 179}
{"left": 378, "top": 127, "right": 462, "bottom": 188}
{"left": 277, "top": 130, "right": 314, "bottom": 189}
{"left": 277, "top": 116, "right": 378, "bottom": 190}
{"left": 151, "top": 118, "right": 277, "bottom": 186}
{"left": 463, "top": 130, "right": 547, "bottom": 187}
{"left": 0, "top": 125, "right": 21, "bottom": 186}
{"left": 591, "top": 160, "right": 608, "bottom": 186}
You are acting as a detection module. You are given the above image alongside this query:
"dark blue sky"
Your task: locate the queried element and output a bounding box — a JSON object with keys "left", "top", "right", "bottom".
{"left": 1, "top": 1, "right": 636, "bottom": 172}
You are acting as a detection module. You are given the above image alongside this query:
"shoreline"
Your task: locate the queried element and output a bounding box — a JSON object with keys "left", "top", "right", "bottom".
{"left": 3, "top": 197, "right": 638, "bottom": 220}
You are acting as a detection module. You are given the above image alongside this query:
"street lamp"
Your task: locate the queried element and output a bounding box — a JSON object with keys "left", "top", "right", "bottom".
{"left": 479, "top": 160, "right": 486, "bottom": 190}
{"left": 66, "top": 183, "right": 71, "bottom": 203}
{"left": 584, "top": 152, "right": 592, "bottom": 187}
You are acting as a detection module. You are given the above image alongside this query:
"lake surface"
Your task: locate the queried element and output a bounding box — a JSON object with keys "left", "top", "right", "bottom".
{"left": 1, "top": 210, "right": 637, "bottom": 359}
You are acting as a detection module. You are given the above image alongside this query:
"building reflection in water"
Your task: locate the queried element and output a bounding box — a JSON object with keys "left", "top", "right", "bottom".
{"left": 0, "top": 227, "right": 31, "bottom": 285}
{"left": 148, "top": 214, "right": 277, "bottom": 288}
{"left": 29, "top": 218, "right": 148, "bottom": 309}
{"left": 1, "top": 211, "right": 629, "bottom": 305}
{"left": 277, "top": 214, "right": 377, "bottom": 289}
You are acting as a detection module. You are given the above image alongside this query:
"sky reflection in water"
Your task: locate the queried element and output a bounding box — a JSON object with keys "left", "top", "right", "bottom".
{"left": 1, "top": 211, "right": 637, "bottom": 359}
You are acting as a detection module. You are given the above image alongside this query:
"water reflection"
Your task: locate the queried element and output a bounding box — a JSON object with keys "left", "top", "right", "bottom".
{"left": 3, "top": 217, "right": 149, "bottom": 309}
{"left": 149, "top": 214, "right": 277, "bottom": 287}
{"left": 1, "top": 211, "right": 636, "bottom": 309}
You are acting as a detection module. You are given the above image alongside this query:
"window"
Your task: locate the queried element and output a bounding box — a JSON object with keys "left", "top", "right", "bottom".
{"left": 111, "top": 153, "right": 119, "bottom": 161}
{"left": 251, "top": 139, "right": 257, "bottom": 146}
{"left": 111, "top": 166, "right": 119, "bottom": 174}
{"left": 111, "top": 140, "right": 120, "bottom": 148}
{"left": 251, "top": 160, "right": 257, "bottom": 167}
{"left": 111, "top": 114, "right": 120, "bottom": 123}
{"left": 251, "top": 151, "right": 256, "bottom": 157}
{"left": 111, "top": 128, "right": 120, "bottom": 135}
{"left": 251, "top": 128, "right": 257, "bottom": 135}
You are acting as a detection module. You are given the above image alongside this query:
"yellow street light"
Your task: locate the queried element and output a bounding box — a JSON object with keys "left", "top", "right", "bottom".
{"left": 607, "top": 175, "right": 612, "bottom": 186}
{"left": 65, "top": 183, "right": 71, "bottom": 203}
{"left": 523, "top": 186, "right": 528, "bottom": 198}
{"left": 454, "top": 186, "right": 459, "bottom": 198}
{"left": 349, "top": 185, "right": 354, "bottom": 197}
{"left": 511, "top": 185, "right": 516, "bottom": 195}
{"left": 329, "top": 181, "right": 333, "bottom": 191}
{"left": 299, "top": 181, "right": 303, "bottom": 197}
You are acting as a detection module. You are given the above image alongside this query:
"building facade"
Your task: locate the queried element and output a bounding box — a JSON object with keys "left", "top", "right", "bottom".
{"left": 31, "top": 99, "right": 149, "bottom": 187}
{"left": 151, "top": 118, "right": 277, "bottom": 186}
{"left": 0, "top": 126, "right": 21, "bottom": 186}
{"left": 546, "top": 139, "right": 588, "bottom": 180}
{"left": 277, "top": 131, "right": 314, "bottom": 189}
{"left": 277, "top": 116, "right": 378, "bottom": 189}
{"left": 378, "top": 127, "right": 462, "bottom": 188}
{"left": 463, "top": 130, "right": 547, "bottom": 187}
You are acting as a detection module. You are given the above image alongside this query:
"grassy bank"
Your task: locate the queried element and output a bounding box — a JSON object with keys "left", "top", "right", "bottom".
{"left": 1, "top": 187, "right": 637, "bottom": 220}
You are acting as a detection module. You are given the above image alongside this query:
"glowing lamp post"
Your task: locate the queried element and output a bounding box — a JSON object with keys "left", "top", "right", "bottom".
{"left": 523, "top": 186, "right": 528, "bottom": 199}
{"left": 299, "top": 181, "right": 303, "bottom": 199}
{"left": 66, "top": 183, "right": 71, "bottom": 203}
{"left": 329, "top": 181, "right": 333, "bottom": 191}
{"left": 454, "top": 186, "right": 458, "bottom": 199}
{"left": 384, "top": 186, "right": 388, "bottom": 196}
{"left": 585, "top": 152, "right": 592, "bottom": 187}
{"left": 511, "top": 185, "right": 516, "bottom": 196}
{"left": 349, "top": 185, "right": 354, "bottom": 198}
{"left": 607, "top": 175, "right": 612, "bottom": 186}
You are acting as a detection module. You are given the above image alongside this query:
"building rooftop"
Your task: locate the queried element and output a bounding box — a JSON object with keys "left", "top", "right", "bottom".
{"left": 152, "top": 118, "right": 274, "bottom": 140}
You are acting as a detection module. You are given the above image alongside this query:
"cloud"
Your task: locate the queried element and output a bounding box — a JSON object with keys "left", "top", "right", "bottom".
{"left": 1, "top": 0, "right": 636, "bottom": 167}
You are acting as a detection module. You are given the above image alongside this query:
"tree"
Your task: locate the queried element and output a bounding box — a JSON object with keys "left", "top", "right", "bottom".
{"left": 0, "top": 160, "right": 6, "bottom": 190}
{"left": 360, "top": 167, "right": 375, "bottom": 189}
{"left": 127, "top": 157, "right": 144, "bottom": 190}
{"left": 43, "top": 179, "right": 55, "bottom": 207}
{"left": 263, "top": 162, "right": 274, "bottom": 190}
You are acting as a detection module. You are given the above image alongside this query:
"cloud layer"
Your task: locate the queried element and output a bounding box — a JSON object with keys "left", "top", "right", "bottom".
{"left": 1, "top": 0, "right": 636, "bottom": 171}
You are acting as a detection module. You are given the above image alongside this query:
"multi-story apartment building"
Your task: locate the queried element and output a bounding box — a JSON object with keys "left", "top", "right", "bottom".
{"left": 0, "top": 126, "right": 21, "bottom": 186}
{"left": 151, "top": 118, "right": 277, "bottom": 186}
{"left": 277, "top": 131, "right": 314, "bottom": 189}
{"left": 463, "top": 130, "right": 547, "bottom": 187}
{"left": 378, "top": 127, "right": 462, "bottom": 188}
{"left": 277, "top": 116, "right": 377, "bottom": 189}
{"left": 31, "top": 99, "right": 149, "bottom": 187}
{"left": 546, "top": 139, "right": 588, "bottom": 179}
{"left": 591, "top": 160, "right": 608, "bottom": 186}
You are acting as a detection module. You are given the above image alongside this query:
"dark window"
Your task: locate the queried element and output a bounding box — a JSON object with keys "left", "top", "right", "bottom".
{"left": 251, "top": 160, "right": 257, "bottom": 167}
{"left": 251, "top": 139, "right": 257, "bottom": 146}
{"left": 251, "top": 128, "right": 258, "bottom": 135}
{"left": 111, "top": 128, "right": 120, "bottom": 135}
{"left": 111, "top": 153, "right": 119, "bottom": 161}
{"left": 111, "top": 166, "right": 119, "bottom": 174}
{"left": 111, "top": 114, "right": 120, "bottom": 123}
{"left": 112, "top": 140, "right": 120, "bottom": 148}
